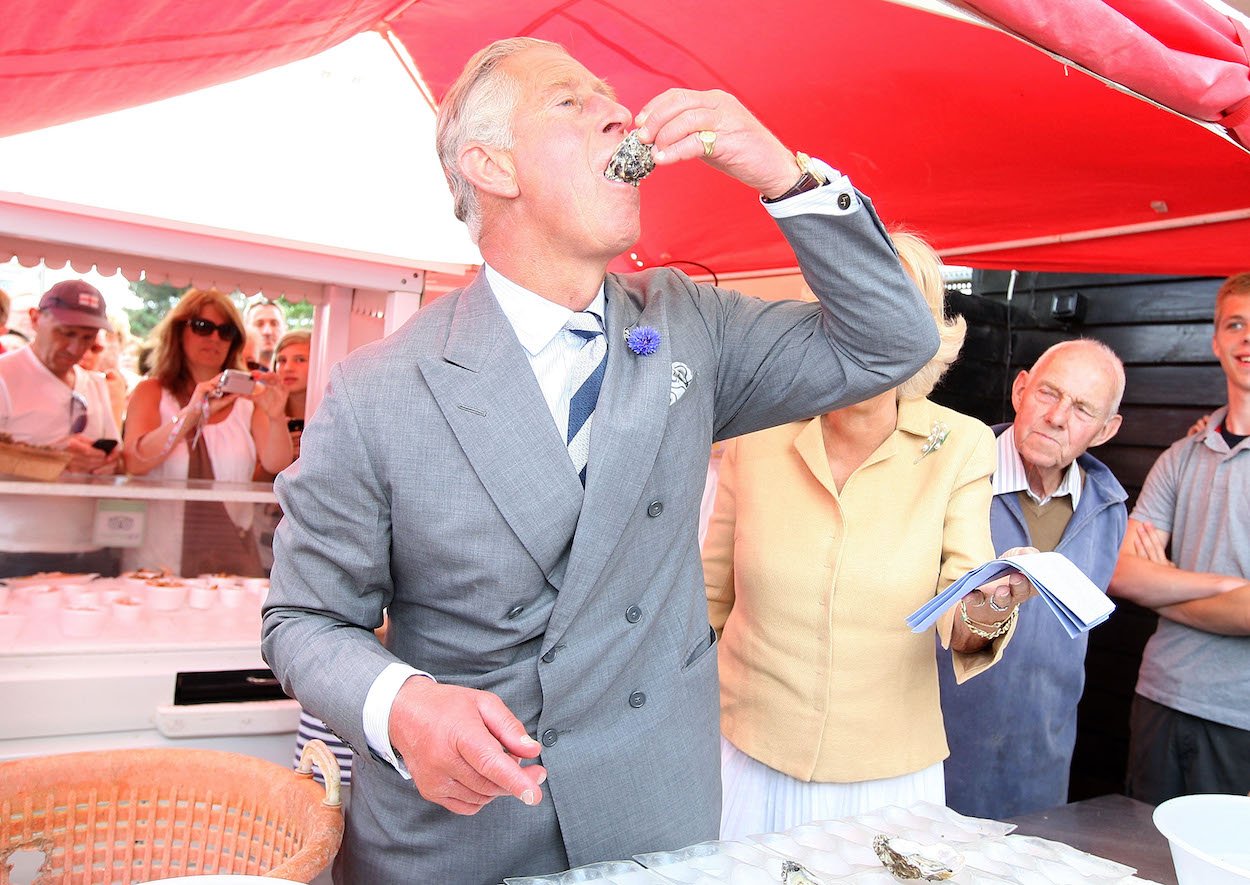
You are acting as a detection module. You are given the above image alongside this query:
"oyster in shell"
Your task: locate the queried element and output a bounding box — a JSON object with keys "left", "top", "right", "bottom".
{"left": 604, "top": 131, "right": 655, "bottom": 186}
{"left": 872, "top": 835, "right": 964, "bottom": 881}
{"left": 780, "top": 859, "right": 823, "bottom": 885}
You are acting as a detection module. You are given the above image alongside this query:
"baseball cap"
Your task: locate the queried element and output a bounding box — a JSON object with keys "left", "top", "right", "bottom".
{"left": 38, "top": 280, "right": 110, "bottom": 330}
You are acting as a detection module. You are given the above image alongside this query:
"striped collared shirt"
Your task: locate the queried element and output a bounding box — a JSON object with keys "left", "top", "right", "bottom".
{"left": 992, "top": 427, "right": 1083, "bottom": 509}
{"left": 484, "top": 263, "right": 606, "bottom": 442}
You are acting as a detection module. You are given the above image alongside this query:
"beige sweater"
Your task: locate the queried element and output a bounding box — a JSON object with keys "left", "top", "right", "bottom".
{"left": 703, "top": 397, "right": 1009, "bottom": 783}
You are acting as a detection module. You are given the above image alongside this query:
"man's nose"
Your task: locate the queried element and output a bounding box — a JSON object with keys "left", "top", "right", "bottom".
{"left": 597, "top": 96, "right": 632, "bottom": 135}
{"left": 1045, "top": 400, "right": 1071, "bottom": 426}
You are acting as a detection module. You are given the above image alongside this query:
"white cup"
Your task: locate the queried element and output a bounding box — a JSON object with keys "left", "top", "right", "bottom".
{"left": 111, "top": 596, "right": 144, "bottom": 624}
{"left": 59, "top": 605, "right": 107, "bottom": 638}
{"left": 0, "top": 611, "right": 26, "bottom": 642}
{"left": 26, "top": 585, "right": 61, "bottom": 610}
{"left": 146, "top": 581, "right": 187, "bottom": 612}
{"left": 219, "top": 585, "right": 246, "bottom": 609}
{"left": 187, "top": 583, "right": 217, "bottom": 610}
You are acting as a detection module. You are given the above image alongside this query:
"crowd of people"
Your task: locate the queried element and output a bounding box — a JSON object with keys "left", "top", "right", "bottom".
{"left": 1, "top": 33, "right": 1246, "bottom": 885}
{"left": 0, "top": 279, "right": 308, "bottom": 579}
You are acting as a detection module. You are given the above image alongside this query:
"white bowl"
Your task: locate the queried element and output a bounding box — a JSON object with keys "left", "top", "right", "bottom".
{"left": 187, "top": 583, "right": 218, "bottom": 610}
{"left": 59, "top": 605, "right": 107, "bottom": 638}
{"left": 111, "top": 596, "right": 144, "bottom": 624}
{"left": 0, "top": 611, "right": 26, "bottom": 642}
{"left": 219, "top": 585, "right": 246, "bottom": 608}
{"left": 62, "top": 586, "right": 100, "bottom": 608}
{"left": 145, "top": 581, "right": 187, "bottom": 611}
{"left": 25, "top": 584, "right": 62, "bottom": 610}
{"left": 1154, "top": 794, "right": 1250, "bottom": 884}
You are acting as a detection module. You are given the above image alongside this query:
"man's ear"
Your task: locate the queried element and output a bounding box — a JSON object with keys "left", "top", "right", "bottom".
{"left": 1010, "top": 370, "right": 1030, "bottom": 413}
{"left": 1090, "top": 412, "right": 1123, "bottom": 448}
{"left": 459, "top": 144, "right": 518, "bottom": 199}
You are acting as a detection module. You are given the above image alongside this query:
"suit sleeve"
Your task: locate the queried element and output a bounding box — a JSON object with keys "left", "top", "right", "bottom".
{"left": 703, "top": 193, "right": 940, "bottom": 442}
{"left": 703, "top": 439, "right": 741, "bottom": 636}
{"left": 261, "top": 362, "right": 402, "bottom": 756}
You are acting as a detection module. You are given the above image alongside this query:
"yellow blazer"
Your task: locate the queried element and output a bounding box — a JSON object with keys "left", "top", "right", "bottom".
{"left": 703, "top": 397, "right": 1005, "bottom": 783}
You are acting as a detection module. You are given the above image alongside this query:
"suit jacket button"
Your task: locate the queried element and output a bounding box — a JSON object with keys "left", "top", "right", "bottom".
{"left": 629, "top": 691, "right": 646, "bottom": 709}
{"left": 541, "top": 728, "right": 559, "bottom": 747}
{"left": 625, "top": 605, "right": 642, "bottom": 623}
{"left": 647, "top": 500, "right": 663, "bottom": 518}
{"left": 506, "top": 604, "right": 525, "bottom": 619}
{"left": 541, "top": 649, "right": 556, "bottom": 663}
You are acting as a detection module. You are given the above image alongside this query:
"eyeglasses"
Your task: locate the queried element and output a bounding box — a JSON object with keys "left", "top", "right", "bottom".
{"left": 186, "top": 317, "right": 240, "bottom": 342}
{"left": 69, "top": 391, "right": 89, "bottom": 435}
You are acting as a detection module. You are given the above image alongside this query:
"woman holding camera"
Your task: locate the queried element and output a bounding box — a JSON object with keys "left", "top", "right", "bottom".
{"left": 123, "top": 288, "right": 292, "bottom": 576}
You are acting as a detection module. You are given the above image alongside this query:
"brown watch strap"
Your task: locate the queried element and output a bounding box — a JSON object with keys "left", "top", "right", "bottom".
{"left": 761, "top": 171, "right": 823, "bottom": 204}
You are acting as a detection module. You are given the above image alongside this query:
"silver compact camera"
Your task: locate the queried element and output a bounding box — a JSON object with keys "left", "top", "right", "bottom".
{"left": 214, "top": 369, "right": 258, "bottom": 397}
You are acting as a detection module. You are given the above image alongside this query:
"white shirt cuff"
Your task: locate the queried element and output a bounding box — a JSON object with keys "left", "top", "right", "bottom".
{"left": 363, "top": 661, "right": 435, "bottom": 779}
{"left": 761, "top": 157, "right": 861, "bottom": 219}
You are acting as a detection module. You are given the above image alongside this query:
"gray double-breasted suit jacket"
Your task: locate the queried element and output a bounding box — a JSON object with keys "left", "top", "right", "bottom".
{"left": 261, "top": 199, "right": 939, "bottom": 884}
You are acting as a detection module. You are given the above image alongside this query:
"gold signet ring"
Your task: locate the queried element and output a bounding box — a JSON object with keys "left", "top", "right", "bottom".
{"left": 697, "top": 130, "right": 716, "bottom": 158}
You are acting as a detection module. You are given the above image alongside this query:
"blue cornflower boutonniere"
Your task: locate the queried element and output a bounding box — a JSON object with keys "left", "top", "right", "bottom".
{"left": 914, "top": 420, "right": 951, "bottom": 464}
{"left": 624, "top": 325, "right": 661, "bottom": 356}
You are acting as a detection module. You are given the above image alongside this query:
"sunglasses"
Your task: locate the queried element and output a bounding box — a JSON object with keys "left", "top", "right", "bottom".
{"left": 69, "top": 391, "right": 89, "bottom": 435}
{"left": 186, "top": 316, "right": 240, "bottom": 342}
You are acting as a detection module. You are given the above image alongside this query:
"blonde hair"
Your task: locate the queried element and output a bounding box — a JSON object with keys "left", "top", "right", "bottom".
{"left": 149, "top": 289, "right": 245, "bottom": 398}
{"left": 891, "top": 232, "right": 967, "bottom": 400}
{"left": 435, "top": 37, "right": 562, "bottom": 243}
{"left": 271, "top": 329, "right": 312, "bottom": 370}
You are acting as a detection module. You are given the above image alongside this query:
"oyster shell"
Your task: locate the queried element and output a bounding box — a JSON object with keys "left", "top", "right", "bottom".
{"left": 780, "top": 859, "right": 823, "bottom": 885}
{"left": 604, "top": 131, "right": 655, "bottom": 186}
{"left": 872, "top": 835, "right": 964, "bottom": 881}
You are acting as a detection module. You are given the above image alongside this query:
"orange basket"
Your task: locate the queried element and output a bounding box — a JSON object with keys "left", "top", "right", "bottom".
{"left": 0, "top": 741, "right": 343, "bottom": 884}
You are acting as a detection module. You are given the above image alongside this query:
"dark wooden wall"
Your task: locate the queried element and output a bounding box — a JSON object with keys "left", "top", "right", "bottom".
{"left": 931, "top": 270, "right": 1227, "bottom": 801}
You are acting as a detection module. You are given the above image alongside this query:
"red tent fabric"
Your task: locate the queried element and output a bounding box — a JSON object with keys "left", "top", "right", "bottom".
{"left": 2, "top": 0, "right": 1248, "bottom": 276}
{"left": 957, "top": 0, "right": 1250, "bottom": 148}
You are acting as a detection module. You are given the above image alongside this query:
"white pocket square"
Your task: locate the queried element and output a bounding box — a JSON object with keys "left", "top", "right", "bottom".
{"left": 670, "top": 361, "right": 693, "bottom": 406}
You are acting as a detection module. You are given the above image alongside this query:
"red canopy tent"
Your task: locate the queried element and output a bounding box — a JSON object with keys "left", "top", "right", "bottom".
{"left": 3, "top": 0, "right": 1248, "bottom": 277}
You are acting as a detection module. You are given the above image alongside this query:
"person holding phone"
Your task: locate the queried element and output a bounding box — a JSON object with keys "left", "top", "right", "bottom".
{"left": 272, "top": 330, "right": 310, "bottom": 460}
{"left": 123, "top": 288, "right": 291, "bottom": 577}
{"left": 0, "top": 279, "right": 122, "bottom": 578}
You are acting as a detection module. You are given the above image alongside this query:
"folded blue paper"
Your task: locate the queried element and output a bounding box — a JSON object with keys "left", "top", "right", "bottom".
{"left": 905, "top": 551, "right": 1114, "bottom": 639}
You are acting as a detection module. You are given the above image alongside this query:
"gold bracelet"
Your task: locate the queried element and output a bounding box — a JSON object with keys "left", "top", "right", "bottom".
{"left": 959, "top": 598, "right": 1018, "bottom": 640}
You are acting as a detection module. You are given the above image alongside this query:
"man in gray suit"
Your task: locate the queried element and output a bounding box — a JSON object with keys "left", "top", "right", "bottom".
{"left": 262, "top": 37, "right": 938, "bottom": 884}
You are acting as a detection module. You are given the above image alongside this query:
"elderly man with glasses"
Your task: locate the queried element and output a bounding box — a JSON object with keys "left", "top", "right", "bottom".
{"left": 0, "top": 279, "right": 122, "bottom": 578}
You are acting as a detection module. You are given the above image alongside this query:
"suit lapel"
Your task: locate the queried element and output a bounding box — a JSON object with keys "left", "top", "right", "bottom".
{"left": 546, "top": 277, "right": 671, "bottom": 639}
{"left": 419, "top": 275, "right": 583, "bottom": 584}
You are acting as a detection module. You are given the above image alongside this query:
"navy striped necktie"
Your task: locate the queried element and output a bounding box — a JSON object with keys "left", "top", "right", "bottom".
{"left": 564, "top": 311, "right": 606, "bottom": 486}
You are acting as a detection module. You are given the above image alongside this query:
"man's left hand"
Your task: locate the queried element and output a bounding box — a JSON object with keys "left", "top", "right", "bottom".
{"left": 634, "top": 89, "right": 801, "bottom": 199}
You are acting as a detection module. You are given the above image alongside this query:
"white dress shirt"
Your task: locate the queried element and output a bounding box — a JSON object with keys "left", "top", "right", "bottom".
{"left": 992, "top": 427, "right": 1084, "bottom": 509}
{"left": 363, "top": 159, "right": 861, "bottom": 774}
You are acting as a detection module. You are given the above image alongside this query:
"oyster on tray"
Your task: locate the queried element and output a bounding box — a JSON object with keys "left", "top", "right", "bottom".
{"left": 872, "top": 834, "right": 964, "bottom": 881}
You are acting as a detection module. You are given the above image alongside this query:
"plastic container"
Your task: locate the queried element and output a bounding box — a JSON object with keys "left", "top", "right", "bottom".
{"left": 1154, "top": 794, "right": 1250, "bottom": 884}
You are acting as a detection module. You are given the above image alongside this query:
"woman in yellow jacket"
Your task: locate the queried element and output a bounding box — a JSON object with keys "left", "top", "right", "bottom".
{"left": 703, "top": 234, "right": 1033, "bottom": 838}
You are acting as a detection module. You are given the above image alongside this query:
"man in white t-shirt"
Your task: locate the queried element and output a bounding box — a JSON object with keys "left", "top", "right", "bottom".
{"left": 0, "top": 279, "right": 123, "bottom": 578}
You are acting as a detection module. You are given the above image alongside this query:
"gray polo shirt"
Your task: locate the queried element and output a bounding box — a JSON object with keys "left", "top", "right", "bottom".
{"left": 1133, "top": 405, "right": 1250, "bottom": 730}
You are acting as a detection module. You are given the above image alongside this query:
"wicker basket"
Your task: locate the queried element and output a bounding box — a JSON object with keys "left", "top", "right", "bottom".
{"left": 0, "top": 742, "right": 343, "bottom": 884}
{"left": 0, "top": 440, "right": 72, "bottom": 481}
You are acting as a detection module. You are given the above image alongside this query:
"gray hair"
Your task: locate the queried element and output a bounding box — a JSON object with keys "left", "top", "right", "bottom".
{"left": 891, "top": 231, "right": 968, "bottom": 401}
{"left": 1030, "top": 338, "right": 1126, "bottom": 417}
{"left": 435, "top": 37, "right": 562, "bottom": 243}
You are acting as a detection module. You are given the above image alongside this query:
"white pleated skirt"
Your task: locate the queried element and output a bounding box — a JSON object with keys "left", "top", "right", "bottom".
{"left": 719, "top": 737, "right": 946, "bottom": 840}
